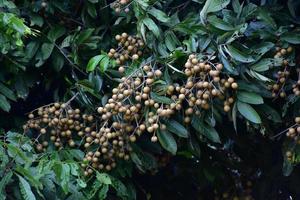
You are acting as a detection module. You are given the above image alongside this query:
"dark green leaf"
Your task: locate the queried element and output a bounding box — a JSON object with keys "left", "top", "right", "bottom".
{"left": 226, "top": 44, "right": 255, "bottom": 63}
{"left": 150, "top": 92, "right": 174, "bottom": 104}
{"left": 200, "top": 0, "right": 230, "bottom": 23}
{"left": 237, "top": 91, "right": 264, "bottom": 104}
{"left": 0, "top": 94, "right": 11, "bottom": 112}
{"left": 249, "top": 58, "right": 273, "bottom": 72}
{"left": 164, "top": 119, "right": 188, "bottom": 138}
{"left": 17, "top": 175, "right": 36, "bottom": 200}
{"left": 157, "top": 129, "right": 177, "bottom": 155}
{"left": 96, "top": 172, "right": 112, "bottom": 185}
{"left": 0, "top": 82, "right": 16, "bottom": 101}
{"left": 191, "top": 116, "right": 221, "bottom": 143}
{"left": 237, "top": 101, "right": 261, "bottom": 124}
{"left": 281, "top": 32, "right": 300, "bottom": 44}
{"left": 41, "top": 43, "right": 55, "bottom": 60}
{"left": 142, "top": 18, "right": 160, "bottom": 38}
{"left": 48, "top": 26, "right": 66, "bottom": 42}
{"left": 148, "top": 8, "right": 169, "bottom": 23}
{"left": 98, "top": 184, "right": 109, "bottom": 200}
{"left": 207, "top": 15, "right": 235, "bottom": 31}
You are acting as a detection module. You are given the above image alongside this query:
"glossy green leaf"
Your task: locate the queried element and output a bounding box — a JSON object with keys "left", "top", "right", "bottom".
{"left": 249, "top": 58, "right": 273, "bottom": 72}
{"left": 99, "top": 56, "right": 110, "bottom": 73}
{"left": 142, "top": 17, "right": 160, "bottom": 38}
{"left": 17, "top": 175, "right": 36, "bottom": 200}
{"left": 0, "top": 82, "right": 16, "bottom": 101}
{"left": 157, "top": 129, "right": 177, "bottom": 155}
{"left": 226, "top": 45, "right": 255, "bottom": 63}
{"left": 207, "top": 15, "right": 235, "bottom": 31}
{"left": 237, "top": 101, "right": 261, "bottom": 124}
{"left": 165, "top": 119, "right": 188, "bottom": 138}
{"left": 41, "top": 43, "right": 55, "bottom": 60}
{"left": 48, "top": 26, "right": 66, "bottom": 42}
{"left": 148, "top": 8, "right": 169, "bottom": 23}
{"left": 191, "top": 116, "right": 221, "bottom": 143}
{"left": 237, "top": 91, "right": 264, "bottom": 104}
{"left": 281, "top": 32, "right": 300, "bottom": 44}
{"left": 0, "top": 94, "right": 10, "bottom": 112}
{"left": 96, "top": 172, "right": 112, "bottom": 185}
{"left": 200, "top": 0, "right": 230, "bottom": 23}
{"left": 150, "top": 92, "right": 174, "bottom": 104}
{"left": 86, "top": 55, "right": 105, "bottom": 72}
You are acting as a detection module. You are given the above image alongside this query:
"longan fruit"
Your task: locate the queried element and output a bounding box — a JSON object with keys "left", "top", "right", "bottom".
{"left": 151, "top": 136, "right": 158, "bottom": 142}
{"left": 231, "top": 82, "right": 238, "bottom": 89}
{"left": 224, "top": 105, "right": 231, "bottom": 112}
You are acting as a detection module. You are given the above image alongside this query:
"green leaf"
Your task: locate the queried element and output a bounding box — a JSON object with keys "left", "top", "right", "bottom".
{"left": 253, "top": 42, "right": 274, "bottom": 55}
{"left": 164, "top": 119, "right": 188, "bottom": 138}
{"left": 165, "top": 31, "right": 179, "bottom": 51}
{"left": 0, "top": 94, "right": 11, "bottom": 112}
{"left": 148, "top": 8, "right": 169, "bottom": 23}
{"left": 237, "top": 101, "right": 261, "bottom": 124}
{"left": 237, "top": 91, "right": 264, "bottom": 104}
{"left": 111, "top": 177, "right": 128, "bottom": 199}
{"left": 99, "top": 56, "right": 110, "bottom": 73}
{"left": 98, "top": 185, "right": 109, "bottom": 200}
{"left": 257, "top": 104, "right": 281, "bottom": 123}
{"left": 87, "top": 3, "right": 97, "bottom": 18}
{"left": 96, "top": 172, "right": 112, "bottom": 185}
{"left": 41, "top": 43, "right": 55, "bottom": 60}
{"left": 248, "top": 70, "right": 272, "bottom": 82}
{"left": 191, "top": 116, "right": 221, "bottom": 143}
{"left": 257, "top": 8, "right": 276, "bottom": 29}
{"left": 283, "top": 158, "right": 293, "bottom": 176}
{"left": 226, "top": 45, "right": 255, "bottom": 63}
{"left": 281, "top": 32, "right": 300, "bottom": 44}
{"left": 188, "top": 135, "right": 201, "bottom": 157}
{"left": 142, "top": 17, "right": 160, "bottom": 38}
{"left": 157, "top": 129, "right": 177, "bottom": 155}
{"left": 17, "top": 175, "right": 36, "bottom": 200}
{"left": 0, "top": 82, "right": 16, "bottom": 101}
{"left": 200, "top": 0, "right": 230, "bottom": 23}
{"left": 150, "top": 92, "right": 174, "bottom": 104}
{"left": 249, "top": 58, "right": 273, "bottom": 72}
{"left": 51, "top": 50, "right": 65, "bottom": 72}
{"left": 207, "top": 15, "right": 235, "bottom": 31}
{"left": 86, "top": 55, "right": 105, "bottom": 72}
{"left": 0, "top": 171, "right": 12, "bottom": 198}
{"left": 47, "top": 26, "right": 66, "bottom": 42}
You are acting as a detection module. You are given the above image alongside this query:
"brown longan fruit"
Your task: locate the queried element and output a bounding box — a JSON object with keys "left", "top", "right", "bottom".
{"left": 224, "top": 105, "right": 231, "bottom": 112}
{"left": 40, "top": 128, "right": 46, "bottom": 134}
{"left": 231, "top": 82, "right": 238, "bottom": 89}
{"left": 151, "top": 136, "right": 158, "bottom": 142}
{"left": 132, "top": 54, "right": 139, "bottom": 60}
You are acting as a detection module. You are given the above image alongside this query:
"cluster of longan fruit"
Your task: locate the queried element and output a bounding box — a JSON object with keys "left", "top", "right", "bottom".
{"left": 182, "top": 54, "right": 238, "bottom": 117}
{"left": 97, "top": 64, "right": 169, "bottom": 143}
{"left": 286, "top": 117, "right": 300, "bottom": 141}
{"left": 274, "top": 46, "right": 293, "bottom": 59}
{"left": 270, "top": 46, "right": 293, "bottom": 98}
{"left": 111, "top": 0, "right": 130, "bottom": 13}
{"left": 25, "top": 53, "right": 240, "bottom": 175}
{"left": 24, "top": 102, "right": 133, "bottom": 174}
{"left": 270, "top": 69, "right": 290, "bottom": 98}
{"left": 292, "top": 80, "right": 300, "bottom": 96}
{"left": 285, "top": 117, "right": 300, "bottom": 162}
{"left": 23, "top": 103, "right": 87, "bottom": 151}
{"left": 108, "top": 33, "right": 144, "bottom": 68}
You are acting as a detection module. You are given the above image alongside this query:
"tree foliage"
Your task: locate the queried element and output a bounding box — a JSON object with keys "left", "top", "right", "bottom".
{"left": 1, "top": 0, "right": 300, "bottom": 199}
